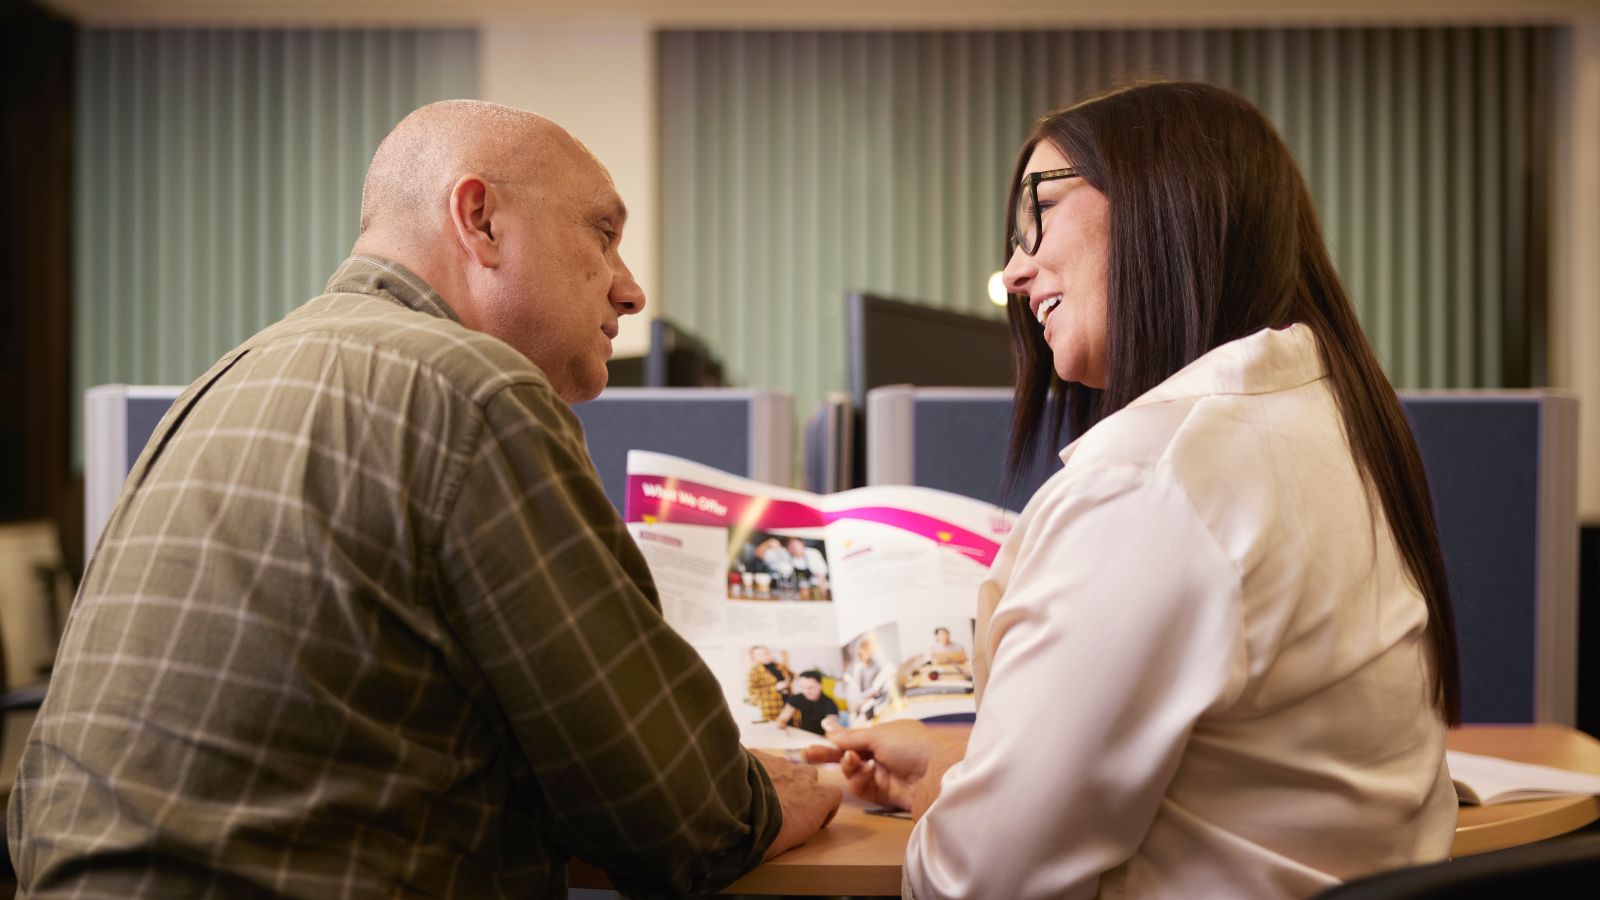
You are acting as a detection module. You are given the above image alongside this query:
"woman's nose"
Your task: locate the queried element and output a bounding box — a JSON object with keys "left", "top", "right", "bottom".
{"left": 1002, "top": 245, "right": 1035, "bottom": 296}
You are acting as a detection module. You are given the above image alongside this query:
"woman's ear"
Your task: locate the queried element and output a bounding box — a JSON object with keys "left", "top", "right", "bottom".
{"left": 449, "top": 173, "right": 501, "bottom": 268}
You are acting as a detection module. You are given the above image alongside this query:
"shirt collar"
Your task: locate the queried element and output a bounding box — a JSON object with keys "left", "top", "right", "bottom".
{"left": 1059, "top": 323, "right": 1326, "bottom": 463}
{"left": 323, "top": 255, "right": 462, "bottom": 325}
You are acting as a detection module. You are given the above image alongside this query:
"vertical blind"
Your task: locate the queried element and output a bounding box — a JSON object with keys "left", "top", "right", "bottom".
{"left": 660, "top": 28, "right": 1548, "bottom": 433}
{"left": 73, "top": 28, "right": 478, "bottom": 463}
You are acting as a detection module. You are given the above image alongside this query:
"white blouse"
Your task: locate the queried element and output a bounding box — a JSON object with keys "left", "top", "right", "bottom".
{"left": 904, "top": 324, "right": 1457, "bottom": 899}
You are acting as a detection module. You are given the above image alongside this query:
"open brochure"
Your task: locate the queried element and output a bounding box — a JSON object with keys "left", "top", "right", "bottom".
{"left": 623, "top": 450, "right": 1016, "bottom": 750}
{"left": 1447, "top": 750, "right": 1600, "bottom": 806}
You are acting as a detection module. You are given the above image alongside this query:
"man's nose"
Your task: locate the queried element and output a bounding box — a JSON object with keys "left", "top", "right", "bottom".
{"left": 611, "top": 257, "right": 646, "bottom": 315}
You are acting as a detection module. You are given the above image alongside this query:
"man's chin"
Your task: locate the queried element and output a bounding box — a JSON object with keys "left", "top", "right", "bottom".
{"left": 563, "top": 369, "right": 608, "bottom": 405}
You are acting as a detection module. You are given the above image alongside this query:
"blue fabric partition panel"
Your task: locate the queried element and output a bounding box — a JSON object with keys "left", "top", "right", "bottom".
{"left": 83, "top": 385, "right": 184, "bottom": 561}
{"left": 802, "top": 395, "right": 856, "bottom": 495}
{"left": 1401, "top": 395, "right": 1578, "bottom": 724}
{"left": 865, "top": 386, "right": 1579, "bottom": 725}
{"left": 865, "top": 387, "right": 1070, "bottom": 512}
{"left": 86, "top": 386, "right": 794, "bottom": 559}
{"left": 570, "top": 389, "right": 793, "bottom": 514}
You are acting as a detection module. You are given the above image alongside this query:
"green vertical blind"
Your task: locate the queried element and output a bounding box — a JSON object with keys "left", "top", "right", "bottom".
{"left": 660, "top": 28, "right": 1546, "bottom": 429}
{"left": 73, "top": 28, "right": 477, "bottom": 463}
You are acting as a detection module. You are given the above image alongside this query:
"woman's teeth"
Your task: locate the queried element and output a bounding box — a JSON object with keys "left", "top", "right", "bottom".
{"left": 1036, "top": 295, "right": 1062, "bottom": 326}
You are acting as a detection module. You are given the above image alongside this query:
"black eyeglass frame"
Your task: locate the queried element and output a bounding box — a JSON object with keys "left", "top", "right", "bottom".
{"left": 1011, "top": 167, "right": 1081, "bottom": 256}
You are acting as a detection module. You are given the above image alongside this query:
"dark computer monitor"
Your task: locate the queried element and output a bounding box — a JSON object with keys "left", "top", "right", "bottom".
{"left": 845, "top": 292, "right": 1013, "bottom": 407}
{"left": 606, "top": 319, "right": 725, "bottom": 388}
{"left": 843, "top": 292, "right": 1015, "bottom": 488}
{"left": 647, "top": 318, "right": 723, "bottom": 387}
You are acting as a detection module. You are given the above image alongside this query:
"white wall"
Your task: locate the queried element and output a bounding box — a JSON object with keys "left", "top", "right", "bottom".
{"left": 1550, "top": 21, "right": 1600, "bottom": 522}
{"left": 479, "top": 22, "right": 659, "bottom": 358}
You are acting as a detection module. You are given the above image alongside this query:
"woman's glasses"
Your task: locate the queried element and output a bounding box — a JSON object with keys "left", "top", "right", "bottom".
{"left": 1011, "top": 167, "right": 1080, "bottom": 256}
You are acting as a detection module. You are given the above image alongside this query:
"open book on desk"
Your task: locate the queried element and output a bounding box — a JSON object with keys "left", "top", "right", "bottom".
{"left": 1447, "top": 750, "right": 1600, "bottom": 805}
{"left": 623, "top": 450, "right": 1016, "bottom": 750}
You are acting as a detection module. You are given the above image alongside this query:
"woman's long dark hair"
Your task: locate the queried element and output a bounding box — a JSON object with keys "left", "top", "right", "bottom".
{"left": 1004, "top": 81, "right": 1460, "bottom": 725}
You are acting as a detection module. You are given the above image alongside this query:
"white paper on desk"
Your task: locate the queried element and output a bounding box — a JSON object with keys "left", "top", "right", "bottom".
{"left": 1447, "top": 750, "right": 1600, "bottom": 805}
{"left": 741, "top": 720, "right": 836, "bottom": 753}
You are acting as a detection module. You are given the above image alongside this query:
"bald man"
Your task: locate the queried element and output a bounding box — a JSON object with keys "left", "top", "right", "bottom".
{"left": 8, "top": 101, "right": 838, "bottom": 898}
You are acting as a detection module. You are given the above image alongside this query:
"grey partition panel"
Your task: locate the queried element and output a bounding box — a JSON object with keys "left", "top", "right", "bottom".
{"left": 866, "top": 386, "right": 1066, "bottom": 512}
{"left": 572, "top": 389, "right": 793, "bottom": 513}
{"left": 1403, "top": 394, "right": 1578, "bottom": 724}
{"left": 803, "top": 394, "right": 855, "bottom": 495}
{"left": 87, "top": 386, "right": 796, "bottom": 551}
{"left": 83, "top": 385, "right": 183, "bottom": 561}
{"left": 868, "top": 386, "right": 1579, "bottom": 725}
{"left": 125, "top": 397, "right": 177, "bottom": 472}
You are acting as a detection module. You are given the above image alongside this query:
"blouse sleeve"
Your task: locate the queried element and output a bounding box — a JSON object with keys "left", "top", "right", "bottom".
{"left": 904, "top": 463, "right": 1247, "bottom": 899}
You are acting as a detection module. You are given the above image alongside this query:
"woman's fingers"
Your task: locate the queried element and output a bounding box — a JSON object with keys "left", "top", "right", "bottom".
{"left": 846, "top": 764, "right": 879, "bottom": 803}
{"left": 839, "top": 749, "right": 862, "bottom": 778}
{"left": 803, "top": 743, "right": 844, "bottom": 764}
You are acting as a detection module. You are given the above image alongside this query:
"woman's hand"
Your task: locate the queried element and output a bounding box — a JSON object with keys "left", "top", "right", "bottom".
{"left": 803, "top": 720, "right": 967, "bottom": 819}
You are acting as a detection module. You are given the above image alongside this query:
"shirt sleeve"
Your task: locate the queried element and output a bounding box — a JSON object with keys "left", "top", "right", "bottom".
{"left": 904, "top": 463, "right": 1247, "bottom": 900}
{"left": 434, "top": 379, "right": 779, "bottom": 898}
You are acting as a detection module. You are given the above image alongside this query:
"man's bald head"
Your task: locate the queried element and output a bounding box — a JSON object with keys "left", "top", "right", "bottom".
{"left": 351, "top": 99, "right": 645, "bottom": 405}
{"left": 358, "top": 99, "right": 592, "bottom": 239}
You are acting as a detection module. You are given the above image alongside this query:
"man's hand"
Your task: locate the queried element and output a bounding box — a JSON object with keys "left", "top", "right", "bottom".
{"left": 749, "top": 749, "right": 842, "bottom": 861}
{"left": 802, "top": 720, "right": 966, "bottom": 820}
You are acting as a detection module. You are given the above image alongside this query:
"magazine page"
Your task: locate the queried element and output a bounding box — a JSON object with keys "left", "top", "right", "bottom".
{"left": 623, "top": 451, "right": 844, "bottom": 748}
{"left": 818, "top": 484, "right": 1015, "bottom": 725}
{"left": 623, "top": 450, "right": 1016, "bottom": 743}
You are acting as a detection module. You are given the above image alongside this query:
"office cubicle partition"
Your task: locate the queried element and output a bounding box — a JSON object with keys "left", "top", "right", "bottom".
{"left": 865, "top": 386, "right": 1580, "bottom": 725}
{"left": 1402, "top": 394, "right": 1580, "bottom": 725}
{"left": 83, "top": 385, "right": 184, "bottom": 561}
{"left": 572, "top": 388, "right": 792, "bottom": 513}
{"left": 802, "top": 393, "right": 856, "bottom": 495}
{"left": 865, "top": 386, "right": 1067, "bottom": 511}
{"left": 86, "top": 385, "right": 794, "bottom": 556}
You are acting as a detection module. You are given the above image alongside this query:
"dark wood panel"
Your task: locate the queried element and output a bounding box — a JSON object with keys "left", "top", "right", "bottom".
{"left": 0, "top": 0, "right": 75, "bottom": 570}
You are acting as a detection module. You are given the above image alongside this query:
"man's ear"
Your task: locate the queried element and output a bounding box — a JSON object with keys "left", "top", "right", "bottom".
{"left": 449, "top": 174, "right": 501, "bottom": 268}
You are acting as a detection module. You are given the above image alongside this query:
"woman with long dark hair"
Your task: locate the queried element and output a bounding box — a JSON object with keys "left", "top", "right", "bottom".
{"left": 809, "top": 81, "right": 1461, "bottom": 898}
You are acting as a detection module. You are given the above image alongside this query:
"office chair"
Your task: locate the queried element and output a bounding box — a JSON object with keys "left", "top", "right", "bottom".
{"left": 0, "top": 581, "right": 51, "bottom": 748}
{"left": 1, "top": 621, "right": 48, "bottom": 886}
{"left": 1316, "top": 832, "right": 1600, "bottom": 899}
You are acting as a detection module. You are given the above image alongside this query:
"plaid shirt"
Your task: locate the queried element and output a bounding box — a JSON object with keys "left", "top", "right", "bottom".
{"left": 7, "top": 256, "right": 779, "bottom": 898}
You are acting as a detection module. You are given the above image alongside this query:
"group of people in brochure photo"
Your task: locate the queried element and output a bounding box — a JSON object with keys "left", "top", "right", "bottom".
{"left": 726, "top": 532, "right": 832, "bottom": 601}
{"left": 742, "top": 645, "right": 840, "bottom": 736}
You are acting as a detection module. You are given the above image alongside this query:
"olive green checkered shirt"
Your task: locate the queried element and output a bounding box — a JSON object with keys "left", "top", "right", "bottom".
{"left": 7, "top": 256, "right": 779, "bottom": 898}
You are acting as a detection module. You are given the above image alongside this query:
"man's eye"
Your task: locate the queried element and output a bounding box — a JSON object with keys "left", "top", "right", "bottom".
{"left": 1036, "top": 201, "right": 1056, "bottom": 214}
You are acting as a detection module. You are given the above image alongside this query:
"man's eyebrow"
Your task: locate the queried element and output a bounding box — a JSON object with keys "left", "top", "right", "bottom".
{"left": 593, "top": 194, "right": 628, "bottom": 228}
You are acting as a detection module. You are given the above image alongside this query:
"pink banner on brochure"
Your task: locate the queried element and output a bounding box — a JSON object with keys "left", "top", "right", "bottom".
{"left": 625, "top": 474, "right": 1001, "bottom": 567}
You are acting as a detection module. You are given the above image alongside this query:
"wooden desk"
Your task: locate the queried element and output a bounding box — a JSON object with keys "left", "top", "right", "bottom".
{"left": 1448, "top": 725, "right": 1600, "bottom": 857}
{"left": 567, "top": 774, "right": 912, "bottom": 896}
{"left": 571, "top": 724, "right": 1600, "bottom": 896}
